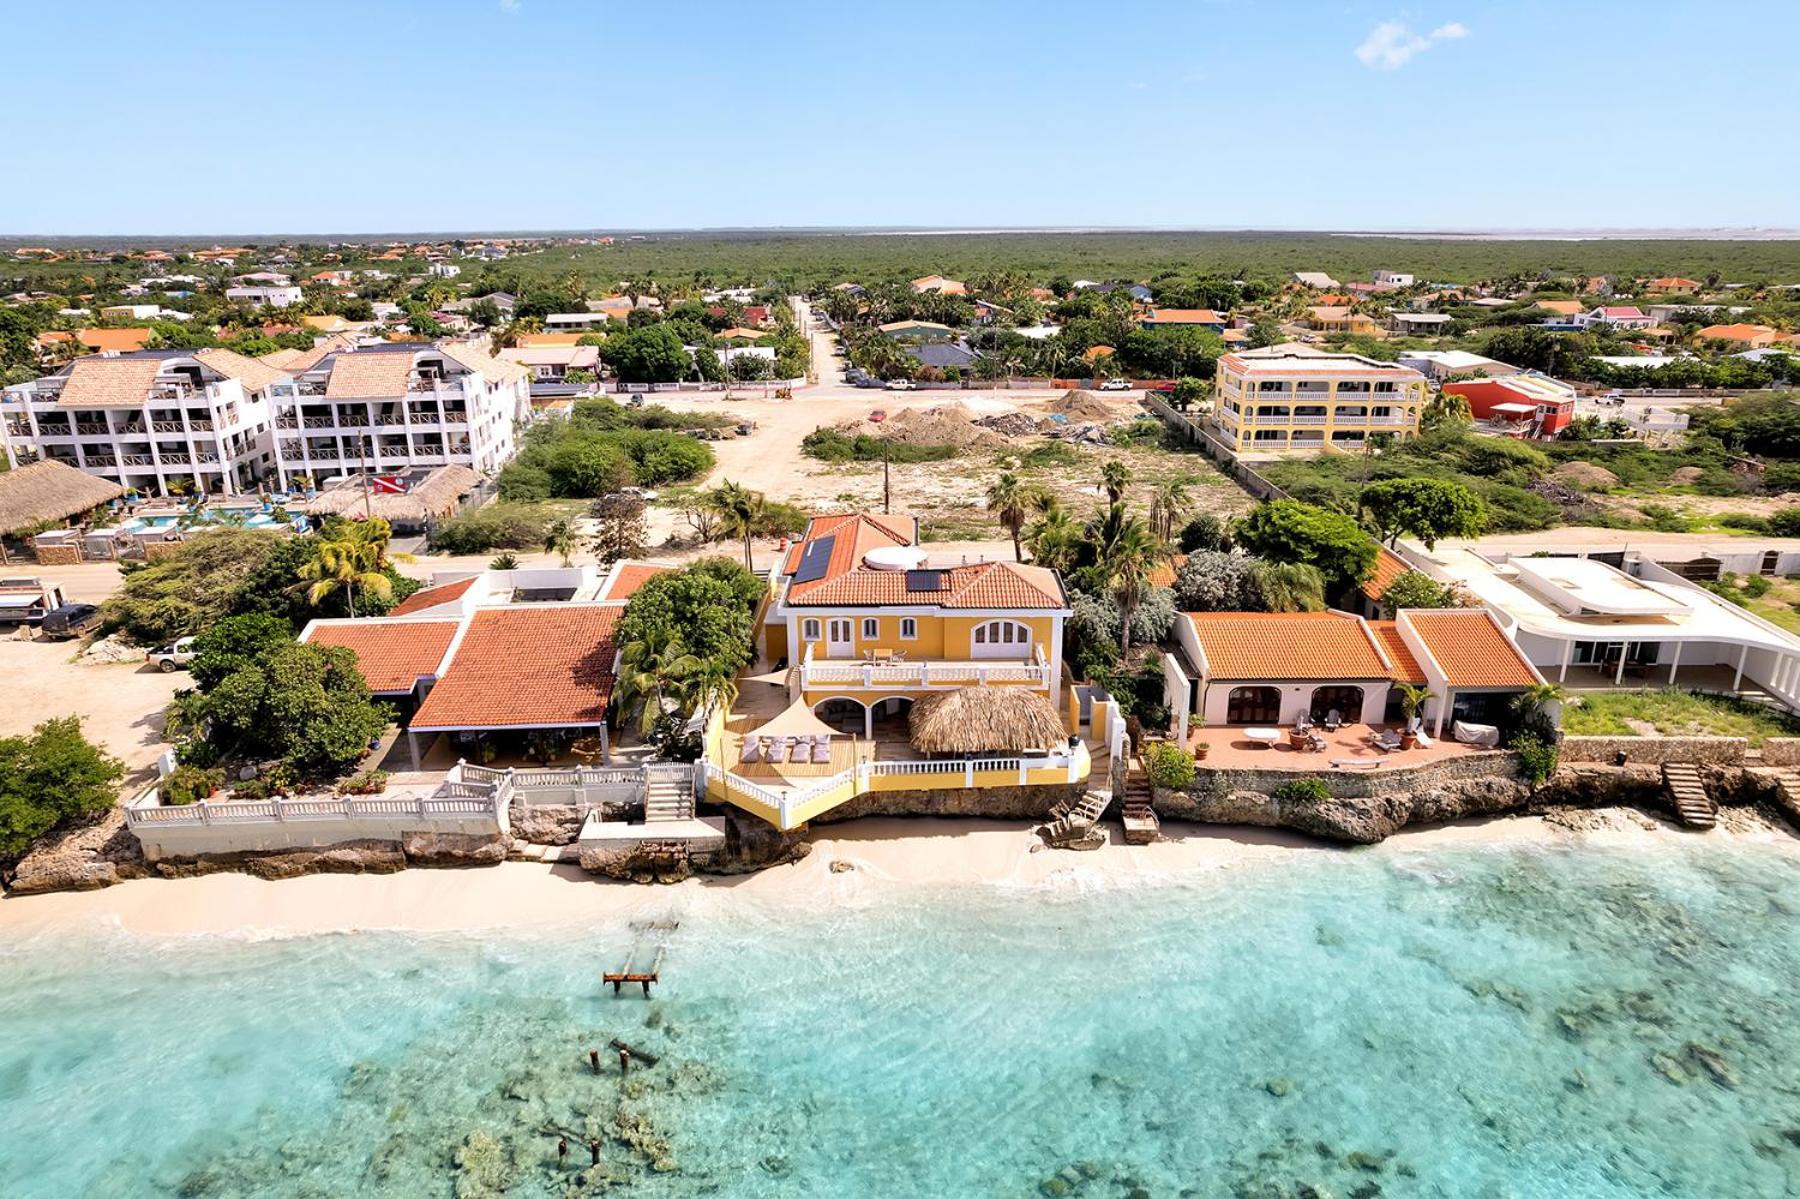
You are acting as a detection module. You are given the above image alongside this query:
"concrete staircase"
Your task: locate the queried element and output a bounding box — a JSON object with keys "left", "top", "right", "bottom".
{"left": 644, "top": 774, "right": 695, "bottom": 824}
{"left": 1120, "top": 760, "right": 1160, "bottom": 845}
{"left": 1662, "top": 762, "right": 1717, "bottom": 830}
{"left": 1769, "top": 769, "right": 1800, "bottom": 829}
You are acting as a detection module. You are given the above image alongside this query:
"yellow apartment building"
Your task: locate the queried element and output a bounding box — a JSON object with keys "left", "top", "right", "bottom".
{"left": 1210, "top": 343, "right": 1428, "bottom": 456}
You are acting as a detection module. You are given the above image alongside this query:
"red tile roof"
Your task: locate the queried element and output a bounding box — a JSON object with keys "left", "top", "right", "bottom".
{"left": 391, "top": 577, "right": 478, "bottom": 615}
{"left": 1367, "top": 621, "right": 1425, "bottom": 683}
{"left": 1147, "top": 554, "right": 1187, "bottom": 590}
{"left": 1185, "top": 612, "right": 1390, "bottom": 680}
{"left": 303, "top": 619, "right": 459, "bottom": 693}
{"left": 1360, "top": 545, "right": 1411, "bottom": 604}
{"left": 411, "top": 605, "right": 620, "bottom": 730}
{"left": 789, "top": 560, "right": 1064, "bottom": 609}
{"left": 782, "top": 512, "right": 917, "bottom": 580}
{"left": 1404, "top": 610, "right": 1540, "bottom": 689}
{"left": 600, "top": 562, "right": 674, "bottom": 601}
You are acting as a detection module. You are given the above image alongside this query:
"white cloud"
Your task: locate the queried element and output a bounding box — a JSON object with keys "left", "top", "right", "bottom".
{"left": 1353, "top": 19, "right": 1469, "bottom": 70}
{"left": 499, "top": 0, "right": 520, "bottom": 12}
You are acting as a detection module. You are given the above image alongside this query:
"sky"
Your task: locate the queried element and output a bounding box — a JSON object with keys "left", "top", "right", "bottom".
{"left": 5, "top": 0, "right": 1798, "bottom": 235}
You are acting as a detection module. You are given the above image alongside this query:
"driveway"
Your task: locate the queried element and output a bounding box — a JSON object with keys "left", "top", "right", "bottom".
{"left": 0, "top": 633, "right": 184, "bottom": 780}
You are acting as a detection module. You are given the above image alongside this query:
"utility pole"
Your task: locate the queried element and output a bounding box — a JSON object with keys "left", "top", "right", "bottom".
{"left": 882, "top": 439, "right": 891, "bottom": 514}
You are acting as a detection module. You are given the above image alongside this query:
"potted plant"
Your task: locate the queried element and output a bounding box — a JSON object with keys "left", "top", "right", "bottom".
{"left": 1194, "top": 741, "right": 1211, "bottom": 762}
{"left": 1394, "top": 684, "right": 1436, "bottom": 749}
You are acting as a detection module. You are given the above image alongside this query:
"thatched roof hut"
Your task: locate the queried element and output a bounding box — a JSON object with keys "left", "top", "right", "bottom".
{"left": 0, "top": 460, "right": 125, "bottom": 536}
{"left": 304, "top": 465, "right": 481, "bottom": 529}
{"left": 908, "top": 686, "right": 1069, "bottom": 755}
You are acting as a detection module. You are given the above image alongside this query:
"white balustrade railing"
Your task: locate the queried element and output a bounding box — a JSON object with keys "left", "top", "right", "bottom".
{"left": 800, "top": 658, "right": 1050, "bottom": 689}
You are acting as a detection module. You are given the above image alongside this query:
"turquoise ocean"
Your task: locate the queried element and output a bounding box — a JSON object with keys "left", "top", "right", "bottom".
{"left": 3, "top": 840, "right": 1799, "bottom": 1197}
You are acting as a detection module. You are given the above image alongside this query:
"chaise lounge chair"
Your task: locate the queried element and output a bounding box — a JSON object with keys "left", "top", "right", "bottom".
{"left": 739, "top": 738, "right": 761, "bottom": 765}
{"left": 763, "top": 736, "right": 786, "bottom": 765}
{"left": 811, "top": 734, "right": 833, "bottom": 764}
{"left": 1370, "top": 730, "right": 1404, "bottom": 753}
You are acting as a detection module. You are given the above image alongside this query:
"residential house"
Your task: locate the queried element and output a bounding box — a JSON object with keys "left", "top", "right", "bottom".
{"left": 544, "top": 312, "right": 612, "bottom": 332}
{"left": 1167, "top": 608, "right": 1541, "bottom": 742}
{"left": 909, "top": 275, "right": 967, "bottom": 296}
{"left": 1138, "top": 308, "right": 1228, "bottom": 331}
{"left": 498, "top": 344, "right": 601, "bottom": 382}
{"left": 1305, "top": 306, "right": 1381, "bottom": 335}
{"left": 479, "top": 291, "right": 518, "bottom": 318}
{"left": 1697, "top": 323, "right": 1782, "bottom": 348}
{"left": 225, "top": 285, "right": 304, "bottom": 308}
{"left": 1373, "top": 270, "right": 1415, "bottom": 288}
{"left": 902, "top": 341, "right": 978, "bottom": 373}
{"left": 1399, "top": 546, "right": 1800, "bottom": 712}
{"left": 1572, "top": 306, "right": 1655, "bottom": 330}
{"left": 1, "top": 347, "right": 288, "bottom": 495}
{"left": 1292, "top": 271, "right": 1340, "bottom": 290}
{"left": 270, "top": 342, "right": 530, "bottom": 488}
{"left": 1443, "top": 374, "right": 1577, "bottom": 439}
{"left": 970, "top": 299, "right": 1010, "bottom": 324}
{"left": 1394, "top": 350, "right": 1520, "bottom": 382}
{"left": 37, "top": 328, "right": 152, "bottom": 356}
{"left": 428, "top": 263, "right": 461, "bottom": 278}
{"left": 1386, "top": 312, "right": 1453, "bottom": 336}
{"left": 100, "top": 304, "right": 163, "bottom": 323}
{"left": 1645, "top": 277, "right": 1701, "bottom": 295}
{"left": 878, "top": 320, "right": 956, "bottom": 342}
{"left": 1211, "top": 344, "right": 1428, "bottom": 455}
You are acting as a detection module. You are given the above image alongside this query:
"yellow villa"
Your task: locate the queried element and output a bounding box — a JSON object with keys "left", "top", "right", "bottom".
{"left": 701, "top": 513, "right": 1092, "bottom": 830}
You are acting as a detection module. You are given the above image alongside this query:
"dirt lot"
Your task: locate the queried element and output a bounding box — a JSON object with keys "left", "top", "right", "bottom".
{"left": 0, "top": 632, "right": 183, "bottom": 783}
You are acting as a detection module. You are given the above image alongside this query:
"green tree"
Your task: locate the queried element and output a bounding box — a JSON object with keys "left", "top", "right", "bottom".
{"left": 1245, "top": 560, "right": 1326, "bottom": 612}
{"left": 985, "top": 472, "right": 1034, "bottom": 562}
{"left": 1233, "top": 499, "right": 1379, "bottom": 593}
{"left": 543, "top": 517, "right": 576, "bottom": 567}
{"left": 1025, "top": 504, "right": 1081, "bottom": 573}
{"left": 104, "top": 528, "right": 285, "bottom": 644}
{"left": 710, "top": 480, "right": 767, "bottom": 571}
{"left": 297, "top": 518, "right": 397, "bottom": 618}
{"left": 1147, "top": 477, "right": 1191, "bottom": 542}
{"left": 1088, "top": 505, "right": 1164, "bottom": 652}
{"left": 1170, "top": 376, "right": 1207, "bottom": 412}
{"left": 1101, "top": 461, "right": 1132, "bottom": 506}
{"left": 189, "top": 613, "right": 295, "bottom": 690}
{"left": 1378, "top": 571, "right": 1465, "bottom": 614}
{"left": 1359, "top": 478, "right": 1486, "bottom": 549}
{"left": 0, "top": 718, "right": 125, "bottom": 860}
{"left": 204, "top": 643, "right": 388, "bottom": 775}
{"left": 602, "top": 324, "right": 693, "bottom": 383}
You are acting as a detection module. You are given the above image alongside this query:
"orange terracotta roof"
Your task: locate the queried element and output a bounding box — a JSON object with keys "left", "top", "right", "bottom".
{"left": 1697, "top": 323, "right": 1777, "bottom": 343}
{"left": 600, "top": 563, "right": 675, "bottom": 601}
{"left": 1536, "top": 299, "right": 1584, "bottom": 316}
{"left": 1367, "top": 621, "right": 1425, "bottom": 684}
{"left": 783, "top": 513, "right": 916, "bottom": 578}
{"left": 57, "top": 328, "right": 153, "bottom": 353}
{"left": 55, "top": 358, "right": 163, "bottom": 407}
{"left": 788, "top": 559, "right": 1066, "bottom": 609}
{"left": 326, "top": 351, "right": 414, "bottom": 398}
{"left": 1404, "top": 610, "right": 1540, "bottom": 689}
{"left": 303, "top": 619, "right": 459, "bottom": 693}
{"left": 1142, "top": 308, "right": 1226, "bottom": 325}
{"left": 515, "top": 332, "right": 588, "bottom": 347}
{"left": 1147, "top": 553, "right": 1187, "bottom": 590}
{"left": 1360, "top": 545, "right": 1411, "bottom": 603}
{"left": 411, "top": 605, "right": 620, "bottom": 730}
{"left": 391, "top": 577, "right": 478, "bottom": 615}
{"left": 1185, "top": 611, "right": 1390, "bottom": 680}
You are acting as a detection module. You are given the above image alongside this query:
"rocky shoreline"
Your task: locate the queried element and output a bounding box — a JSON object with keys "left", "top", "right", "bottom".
{"left": 5, "top": 765, "right": 1796, "bottom": 897}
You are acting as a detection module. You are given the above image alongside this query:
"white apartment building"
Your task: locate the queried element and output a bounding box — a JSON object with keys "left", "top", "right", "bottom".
{"left": 1, "top": 348, "right": 286, "bottom": 496}
{"left": 225, "top": 285, "right": 304, "bottom": 308}
{"left": 1210, "top": 344, "right": 1428, "bottom": 455}
{"left": 271, "top": 342, "right": 530, "bottom": 488}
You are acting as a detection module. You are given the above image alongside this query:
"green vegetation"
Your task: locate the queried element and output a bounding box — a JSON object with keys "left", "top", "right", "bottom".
{"left": 0, "top": 718, "right": 126, "bottom": 861}
{"left": 159, "top": 764, "right": 225, "bottom": 806}
{"left": 1271, "top": 777, "right": 1332, "bottom": 805}
{"left": 498, "top": 401, "right": 716, "bottom": 502}
{"left": 185, "top": 641, "right": 390, "bottom": 777}
{"left": 1562, "top": 689, "right": 1800, "bottom": 744}
{"left": 1511, "top": 732, "right": 1558, "bottom": 789}
{"left": 1143, "top": 742, "right": 1196, "bottom": 790}
{"left": 613, "top": 559, "right": 763, "bottom": 745}
{"left": 430, "top": 503, "right": 554, "bottom": 554}
{"left": 801, "top": 428, "right": 958, "bottom": 464}
{"left": 1233, "top": 499, "right": 1378, "bottom": 592}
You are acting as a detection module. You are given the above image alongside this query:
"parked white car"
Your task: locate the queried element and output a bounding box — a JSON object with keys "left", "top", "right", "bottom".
{"left": 884, "top": 378, "right": 917, "bottom": 391}
{"left": 1099, "top": 378, "right": 1132, "bottom": 391}
{"left": 146, "top": 637, "right": 197, "bottom": 672}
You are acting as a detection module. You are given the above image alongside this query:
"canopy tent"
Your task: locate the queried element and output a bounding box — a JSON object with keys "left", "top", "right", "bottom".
{"left": 909, "top": 687, "right": 1068, "bottom": 755}
{"left": 753, "top": 697, "right": 842, "bottom": 741}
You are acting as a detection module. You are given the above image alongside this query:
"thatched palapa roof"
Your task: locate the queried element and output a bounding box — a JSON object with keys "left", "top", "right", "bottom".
{"left": 304, "top": 465, "right": 480, "bottom": 524}
{"left": 0, "top": 460, "right": 125, "bottom": 535}
{"left": 908, "top": 686, "right": 1069, "bottom": 755}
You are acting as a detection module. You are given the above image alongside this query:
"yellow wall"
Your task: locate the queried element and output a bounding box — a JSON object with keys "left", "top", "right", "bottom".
{"left": 764, "top": 621, "right": 788, "bottom": 665}
{"left": 791, "top": 613, "right": 1056, "bottom": 661}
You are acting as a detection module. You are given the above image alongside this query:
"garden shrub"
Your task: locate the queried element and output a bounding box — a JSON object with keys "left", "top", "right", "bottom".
{"left": 160, "top": 765, "right": 225, "bottom": 806}
{"left": 1271, "top": 777, "right": 1331, "bottom": 804}
{"left": 1143, "top": 742, "right": 1196, "bottom": 790}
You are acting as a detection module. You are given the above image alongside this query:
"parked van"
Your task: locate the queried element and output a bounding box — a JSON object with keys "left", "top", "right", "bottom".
{"left": 40, "top": 603, "right": 102, "bottom": 640}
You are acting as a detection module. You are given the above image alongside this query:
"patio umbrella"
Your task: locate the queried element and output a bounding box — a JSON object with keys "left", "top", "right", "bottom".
{"left": 753, "top": 697, "right": 841, "bottom": 741}
{"left": 908, "top": 687, "right": 1068, "bottom": 755}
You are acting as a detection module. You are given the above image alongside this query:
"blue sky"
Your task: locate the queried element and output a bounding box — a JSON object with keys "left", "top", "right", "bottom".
{"left": 5, "top": 0, "right": 1796, "bottom": 235}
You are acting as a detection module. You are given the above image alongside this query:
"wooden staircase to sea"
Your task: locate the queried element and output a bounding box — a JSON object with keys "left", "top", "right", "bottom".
{"left": 1120, "top": 759, "right": 1160, "bottom": 845}
{"left": 1040, "top": 791, "right": 1110, "bottom": 849}
{"left": 1661, "top": 762, "right": 1717, "bottom": 830}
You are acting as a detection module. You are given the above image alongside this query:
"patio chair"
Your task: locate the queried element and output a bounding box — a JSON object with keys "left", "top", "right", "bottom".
{"left": 1306, "top": 733, "right": 1328, "bottom": 753}
{"left": 1370, "top": 730, "right": 1404, "bottom": 753}
{"left": 1324, "top": 709, "right": 1344, "bottom": 732}
{"left": 739, "top": 738, "right": 762, "bottom": 765}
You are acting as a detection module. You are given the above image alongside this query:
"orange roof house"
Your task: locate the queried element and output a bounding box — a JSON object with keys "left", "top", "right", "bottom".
{"left": 1645, "top": 277, "right": 1700, "bottom": 295}
{"left": 37, "top": 328, "right": 152, "bottom": 354}
{"left": 302, "top": 619, "right": 460, "bottom": 693}
{"left": 909, "top": 274, "right": 967, "bottom": 296}
{"left": 1359, "top": 545, "right": 1412, "bottom": 607}
{"left": 1697, "top": 323, "right": 1780, "bottom": 348}
{"left": 1536, "top": 299, "right": 1584, "bottom": 317}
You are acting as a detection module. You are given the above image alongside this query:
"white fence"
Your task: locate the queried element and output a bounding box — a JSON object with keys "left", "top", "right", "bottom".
{"left": 800, "top": 651, "right": 1051, "bottom": 690}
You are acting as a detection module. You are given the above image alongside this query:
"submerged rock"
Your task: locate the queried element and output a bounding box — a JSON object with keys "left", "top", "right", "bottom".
{"left": 1265, "top": 1077, "right": 1294, "bottom": 1097}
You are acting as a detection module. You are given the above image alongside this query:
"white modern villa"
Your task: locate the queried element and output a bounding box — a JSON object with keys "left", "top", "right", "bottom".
{"left": 1400, "top": 542, "right": 1800, "bottom": 713}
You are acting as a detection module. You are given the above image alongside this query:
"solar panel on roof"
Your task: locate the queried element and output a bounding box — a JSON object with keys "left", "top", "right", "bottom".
{"left": 905, "top": 569, "right": 944, "bottom": 592}
{"left": 792, "top": 535, "right": 835, "bottom": 584}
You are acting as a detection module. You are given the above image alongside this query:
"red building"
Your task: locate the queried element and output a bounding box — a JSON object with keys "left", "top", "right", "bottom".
{"left": 1442, "top": 375, "right": 1576, "bottom": 439}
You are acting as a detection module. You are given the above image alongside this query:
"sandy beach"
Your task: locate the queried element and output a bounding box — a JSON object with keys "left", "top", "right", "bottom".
{"left": 6, "top": 812, "right": 1793, "bottom": 940}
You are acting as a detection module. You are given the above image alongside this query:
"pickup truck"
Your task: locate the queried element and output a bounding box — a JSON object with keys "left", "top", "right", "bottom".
{"left": 147, "top": 636, "right": 198, "bottom": 672}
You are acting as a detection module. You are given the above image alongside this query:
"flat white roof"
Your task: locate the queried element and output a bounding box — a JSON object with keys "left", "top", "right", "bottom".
{"left": 1399, "top": 350, "right": 1498, "bottom": 368}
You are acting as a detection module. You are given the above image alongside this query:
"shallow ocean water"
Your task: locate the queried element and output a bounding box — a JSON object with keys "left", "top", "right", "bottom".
{"left": 3, "top": 841, "right": 1800, "bottom": 1197}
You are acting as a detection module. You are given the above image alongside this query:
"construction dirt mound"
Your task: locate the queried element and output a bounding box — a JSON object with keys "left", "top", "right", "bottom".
{"left": 837, "top": 402, "right": 1009, "bottom": 449}
{"left": 1035, "top": 390, "right": 1118, "bottom": 421}
{"left": 1550, "top": 461, "right": 1620, "bottom": 491}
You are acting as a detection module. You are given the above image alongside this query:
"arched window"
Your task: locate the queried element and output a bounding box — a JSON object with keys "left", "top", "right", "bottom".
{"left": 971, "top": 620, "right": 1031, "bottom": 658}
{"left": 1226, "top": 686, "right": 1281, "bottom": 725}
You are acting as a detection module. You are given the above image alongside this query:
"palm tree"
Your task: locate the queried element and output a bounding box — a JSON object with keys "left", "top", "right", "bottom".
{"left": 1090, "top": 505, "right": 1164, "bottom": 652}
{"left": 1247, "top": 560, "right": 1326, "bottom": 612}
{"left": 985, "top": 472, "right": 1034, "bottom": 562}
{"left": 1148, "top": 477, "right": 1192, "bottom": 542}
{"left": 1510, "top": 682, "right": 1566, "bottom": 728}
{"left": 711, "top": 480, "right": 766, "bottom": 571}
{"left": 489, "top": 552, "right": 520, "bottom": 570}
{"left": 297, "top": 532, "right": 392, "bottom": 618}
{"left": 543, "top": 517, "right": 576, "bottom": 567}
{"left": 1024, "top": 504, "right": 1080, "bottom": 573}
{"left": 1101, "top": 460, "right": 1132, "bottom": 507}
{"left": 1394, "top": 683, "right": 1437, "bottom": 724}
{"left": 615, "top": 629, "right": 703, "bottom": 737}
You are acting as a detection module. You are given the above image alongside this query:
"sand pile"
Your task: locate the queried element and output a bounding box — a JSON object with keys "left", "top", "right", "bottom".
{"left": 838, "top": 402, "right": 1009, "bottom": 449}
{"left": 973, "top": 411, "right": 1046, "bottom": 437}
{"left": 1551, "top": 462, "right": 1620, "bottom": 491}
{"left": 80, "top": 633, "right": 146, "bottom": 664}
{"left": 1036, "top": 390, "right": 1117, "bottom": 421}
{"left": 1668, "top": 466, "right": 1705, "bottom": 485}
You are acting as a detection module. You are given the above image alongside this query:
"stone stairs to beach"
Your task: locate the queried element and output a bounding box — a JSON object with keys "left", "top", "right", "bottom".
{"left": 1769, "top": 769, "right": 1800, "bottom": 829}
{"left": 1120, "top": 759, "right": 1161, "bottom": 845}
{"left": 644, "top": 776, "right": 695, "bottom": 824}
{"left": 1661, "top": 763, "right": 1717, "bottom": 830}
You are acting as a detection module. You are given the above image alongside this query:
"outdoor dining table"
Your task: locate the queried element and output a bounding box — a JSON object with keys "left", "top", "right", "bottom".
{"left": 1244, "top": 728, "right": 1281, "bottom": 748}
